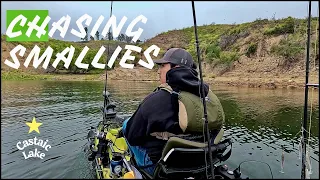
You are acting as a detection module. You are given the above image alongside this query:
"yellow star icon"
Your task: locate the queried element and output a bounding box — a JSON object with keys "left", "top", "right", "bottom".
{"left": 26, "top": 117, "right": 42, "bottom": 134}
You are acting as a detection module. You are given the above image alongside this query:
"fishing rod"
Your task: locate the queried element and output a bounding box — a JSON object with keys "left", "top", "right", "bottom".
{"left": 301, "top": 1, "right": 320, "bottom": 179}
{"left": 191, "top": 1, "right": 215, "bottom": 178}
{"left": 301, "top": 1, "right": 313, "bottom": 179}
{"left": 103, "top": 1, "right": 113, "bottom": 122}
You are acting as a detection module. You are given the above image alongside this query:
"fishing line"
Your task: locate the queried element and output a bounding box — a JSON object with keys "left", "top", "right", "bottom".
{"left": 294, "top": 0, "right": 310, "bottom": 167}
{"left": 291, "top": 147, "right": 319, "bottom": 162}
{"left": 194, "top": 35, "right": 209, "bottom": 178}
{"left": 190, "top": 1, "right": 212, "bottom": 179}
{"left": 236, "top": 160, "right": 273, "bottom": 179}
{"left": 305, "top": 6, "right": 319, "bottom": 175}
{"left": 197, "top": 43, "right": 208, "bottom": 178}
{"left": 301, "top": 1, "right": 313, "bottom": 178}
{"left": 289, "top": 129, "right": 319, "bottom": 163}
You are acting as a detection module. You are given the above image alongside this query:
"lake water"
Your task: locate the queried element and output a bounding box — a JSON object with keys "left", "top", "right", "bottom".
{"left": 1, "top": 80, "right": 319, "bottom": 179}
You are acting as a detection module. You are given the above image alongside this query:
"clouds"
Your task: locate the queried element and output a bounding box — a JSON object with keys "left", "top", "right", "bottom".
{"left": 1, "top": 1, "right": 319, "bottom": 42}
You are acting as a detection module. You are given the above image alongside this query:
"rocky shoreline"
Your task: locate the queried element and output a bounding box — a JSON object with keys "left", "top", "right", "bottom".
{"left": 2, "top": 67, "right": 318, "bottom": 90}
{"left": 208, "top": 76, "right": 318, "bottom": 90}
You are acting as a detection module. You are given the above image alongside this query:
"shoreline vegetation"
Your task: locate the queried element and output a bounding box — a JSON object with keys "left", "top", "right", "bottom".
{"left": 2, "top": 69, "right": 318, "bottom": 90}
{"left": 1, "top": 16, "right": 319, "bottom": 90}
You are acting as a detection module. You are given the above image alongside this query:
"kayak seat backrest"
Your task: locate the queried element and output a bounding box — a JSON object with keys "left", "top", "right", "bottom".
{"left": 153, "top": 131, "right": 231, "bottom": 179}
{"left": 161, "top": 128, "right": 224, "bottom": 157}
{"left": 160, "top": 137, "right": 220, "bottom": 169}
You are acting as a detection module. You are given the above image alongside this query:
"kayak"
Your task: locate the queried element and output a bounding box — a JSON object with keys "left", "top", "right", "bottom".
{"left": 85, "top": 118, "right": 246, "bottom": 179}
{"left": 85, "top": 90, "right": 246, "bottom": 179}
{"left": 86, "top": 120, "right": 143, "bottom": 179}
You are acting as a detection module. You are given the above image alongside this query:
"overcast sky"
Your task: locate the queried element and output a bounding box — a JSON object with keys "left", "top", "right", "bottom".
{"left": 1, "top": 1, "right": 319, "bottom": 42}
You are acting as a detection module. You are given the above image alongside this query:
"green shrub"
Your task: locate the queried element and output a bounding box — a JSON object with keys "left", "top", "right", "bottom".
{"left": 253, "top": 18, "right": 269, "bottom": 24}
{"left": 264, "top": 17, "right": 295, "bottom": 35}
{"left": 205, "top": 43, "right": 221, "bottom": 62}
{"left": 232, "top": 46, "right": 240, "bottom": 52}
{"left": 245, "top": 43, "right": 258, "bottom": 57}
{"left": 219, "top": 51, "right": 240, "bottom": 65}
{"left": 270, "top": 38, "right": 304, "bottom": 61}
{"left": 228, "top": 28, "right": 241, "bottom": 35}
{"left": 2, "top": 71, "right": 50, "bottom": 80}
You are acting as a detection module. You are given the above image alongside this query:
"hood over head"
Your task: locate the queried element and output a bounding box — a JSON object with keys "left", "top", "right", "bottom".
{"left": 166, "top": 67, "right": 209, "bottom": 97}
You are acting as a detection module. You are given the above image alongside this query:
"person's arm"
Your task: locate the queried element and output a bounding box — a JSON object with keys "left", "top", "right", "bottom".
{"left": 125, "top": 92, "right": 160, "bottom": 146}
{"left": 125, "top": 90, "right": 182, "bottom": 146}
{"left": 124, "top": 99, "right": 149, "bottom": 146}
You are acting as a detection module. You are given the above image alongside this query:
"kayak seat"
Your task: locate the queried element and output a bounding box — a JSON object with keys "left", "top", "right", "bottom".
{"left": 152, "top": 129, "right": 232, "bottom": 179}
{"left": 161, "top": 128, "right": 224, "bottom": 157}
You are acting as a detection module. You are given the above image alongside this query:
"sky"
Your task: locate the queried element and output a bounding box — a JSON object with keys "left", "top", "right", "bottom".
{"left": 1, "top": 1, "right": 319, "bottom": 42}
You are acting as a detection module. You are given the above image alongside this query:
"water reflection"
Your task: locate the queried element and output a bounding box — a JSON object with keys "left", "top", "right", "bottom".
{"left": 1, "top": 80, "right": 319, "bottom": 179}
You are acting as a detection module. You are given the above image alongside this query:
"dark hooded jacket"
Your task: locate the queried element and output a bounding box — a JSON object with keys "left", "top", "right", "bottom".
{"left": 124, "top": 67, "right": 210, "bottom": 163}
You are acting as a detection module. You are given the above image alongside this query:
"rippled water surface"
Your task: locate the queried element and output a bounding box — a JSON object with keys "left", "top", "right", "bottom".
{"left": 1, "top": 80, "right": 319, "bottom": 179}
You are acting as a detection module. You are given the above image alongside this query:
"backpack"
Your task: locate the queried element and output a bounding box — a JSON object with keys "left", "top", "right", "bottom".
{"left": 157, "top": 83, "right": 225, "bottom": 134}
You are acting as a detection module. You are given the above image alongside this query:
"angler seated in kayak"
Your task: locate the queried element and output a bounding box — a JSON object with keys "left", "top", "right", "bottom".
{"left": 121, "top": 48, "right": 225, "bottom": 176}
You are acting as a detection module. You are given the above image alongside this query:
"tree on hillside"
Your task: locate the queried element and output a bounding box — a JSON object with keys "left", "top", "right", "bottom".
{"left": 117, "top": 33, "right": 125, "bottom": 42}
{"left": 107, "top": 32, "right": 113, "bottom": 41}
{"left": 95, "top": 31, "right": 100, "bottom": 40}
{"left": 90, "top": 35, "right": 94, "bottom": 41}
{"left": 135, "top": 39, "right": 142, "bottom": 45}
{"left": 124, "top": 35, "right": 133, "bottom": 43}
{"left": 81, "top": 27, "right": 89, "bottom": 41}
{"left": 116, "top": 35, "right": 121, "bottom": 41}
{"left": 271, "top": 12, "right": 276, "bottom": 21}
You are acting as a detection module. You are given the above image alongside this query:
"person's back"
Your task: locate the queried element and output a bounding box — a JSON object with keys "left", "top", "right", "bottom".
{"left": 121, "top": 48, "right": 225, "bottom": 176}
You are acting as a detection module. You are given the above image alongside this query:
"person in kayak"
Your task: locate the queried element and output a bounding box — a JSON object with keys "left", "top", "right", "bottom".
{"left": 121, "top": 48, "right": 225, "bottom": 176}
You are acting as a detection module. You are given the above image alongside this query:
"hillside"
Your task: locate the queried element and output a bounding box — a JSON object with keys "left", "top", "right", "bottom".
{"left": 1, "top": 16, "right": 319, "bottom": 89}
{"left": 141, "top": 16, "right": 319, "bottom": 88}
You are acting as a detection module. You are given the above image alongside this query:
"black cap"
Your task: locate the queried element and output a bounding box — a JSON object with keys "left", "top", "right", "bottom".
{"left": 154, "top": 48, "right": 196, "bottom": 69}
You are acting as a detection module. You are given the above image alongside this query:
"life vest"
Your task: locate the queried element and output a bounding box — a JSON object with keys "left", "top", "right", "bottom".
{"left": 155, "top": 83, "right": 225, "bottom": 134}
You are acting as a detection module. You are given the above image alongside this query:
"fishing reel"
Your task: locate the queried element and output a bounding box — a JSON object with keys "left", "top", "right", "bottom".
{"left": 214, "top": 164, "right": 249, "bottom": 179}
{"left": 86, "top": 127, "right": 107, "bottom": 160}
{"left": 87, "top": 128, "right": 106, "bottom": 146}
{"left": 102, "top": 90, "right": 117, "bottom": 124}
{"left": 86, "top": 125, "right": 120, "bottom": 161}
